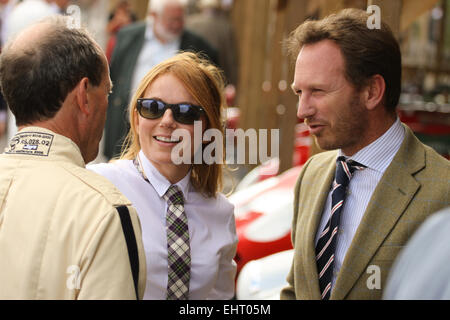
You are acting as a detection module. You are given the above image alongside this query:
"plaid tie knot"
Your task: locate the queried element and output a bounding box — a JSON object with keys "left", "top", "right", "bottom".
{"left": 164, "top": 185, "right": 184, "bottom": 206}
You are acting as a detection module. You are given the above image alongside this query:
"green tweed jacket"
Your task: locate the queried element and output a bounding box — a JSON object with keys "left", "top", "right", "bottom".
{"left": 280, "top": 124, "right": 450, "bottom": 300}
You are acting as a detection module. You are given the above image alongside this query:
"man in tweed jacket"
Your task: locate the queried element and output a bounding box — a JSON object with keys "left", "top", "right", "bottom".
{"left": 281, "top": 9, "right": 449, "bottom": 300}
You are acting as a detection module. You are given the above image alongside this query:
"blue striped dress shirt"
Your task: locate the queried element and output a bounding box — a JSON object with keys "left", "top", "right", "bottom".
{"left": 314, "top": 117, "right": 405, "bottom": 289}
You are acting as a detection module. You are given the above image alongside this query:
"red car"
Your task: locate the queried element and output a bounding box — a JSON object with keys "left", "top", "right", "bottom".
{"left": 227, "top": 119, "right": 311, "bottom": 275}
{"left": 229, "top": 165, "right": 302, "bottom": 275}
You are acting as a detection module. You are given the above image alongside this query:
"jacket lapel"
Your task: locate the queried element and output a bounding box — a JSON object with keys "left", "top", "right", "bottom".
{"left": 332, "top": 126, "right": 425, "bottom": 299}
{"left": 299, "top": 154, "right": 337, "bottom": 299}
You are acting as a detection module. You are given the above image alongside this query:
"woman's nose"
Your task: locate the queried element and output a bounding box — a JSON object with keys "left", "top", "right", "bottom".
{"left": 159, "top": 108, "right": 176, "bottom": 127}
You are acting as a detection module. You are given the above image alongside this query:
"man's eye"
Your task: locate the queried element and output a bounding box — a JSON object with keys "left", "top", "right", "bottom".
{"left": 312, "top": 89, "right": 324, "bottom": 94}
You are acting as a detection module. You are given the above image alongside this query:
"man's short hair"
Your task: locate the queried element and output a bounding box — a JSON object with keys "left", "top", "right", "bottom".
{"left": 0, "top": 16, "right": 105, "bottom": 126}
{"left": 148, "top": 0, "right": 188, "bottom": 14}
{"left": 286, "top": 8, "right": 401, "bottom": 113}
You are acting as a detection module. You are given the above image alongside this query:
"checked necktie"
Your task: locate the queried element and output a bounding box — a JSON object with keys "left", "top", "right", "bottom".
{"left": 164, "top": 185, "right": 191, "bottom": 300}
{"left": 315, "top": 156, "right": 366, "bottom": 300}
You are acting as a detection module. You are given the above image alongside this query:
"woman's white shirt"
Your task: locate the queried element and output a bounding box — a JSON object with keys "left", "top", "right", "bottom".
{"left": 88, "top": 150, "right": 238, "bottom": 299}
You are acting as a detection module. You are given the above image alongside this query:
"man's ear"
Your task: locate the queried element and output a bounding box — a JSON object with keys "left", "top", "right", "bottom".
{"left": 364, "top": 74, "right": 386, "bottom": 111}
{"left": 75, "top": 77, "right": 90, "bottom": 115}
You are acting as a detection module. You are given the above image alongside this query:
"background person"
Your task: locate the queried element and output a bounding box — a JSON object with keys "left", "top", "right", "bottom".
{"left": 105, "top": 0, "right": 137, "bottom": 62}
{"left": 280, "top": 8, "right": 450, "bottom": 300}
{"left": 186, "top": 0, "right": 238, "bottom": 99}
{"left": 0, "top": 16, "right": 146, "bottom": 299}
{"left": 89, "top": 52, "right": 237, "bottom": 300}
{"left": 103, "top": 0, "right": 218, "bottom": 160}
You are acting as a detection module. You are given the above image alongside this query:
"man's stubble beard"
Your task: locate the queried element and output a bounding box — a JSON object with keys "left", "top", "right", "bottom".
{"left": 154, "top": 20, "right": 181, "bottom": 43}
{"left": 316, "top": 93, "right": 368, "bottom": 153}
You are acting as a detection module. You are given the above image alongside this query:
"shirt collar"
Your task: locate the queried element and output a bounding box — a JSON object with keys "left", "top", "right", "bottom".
{"left": 138, "top": 149, "right": 191, "bottom": 201}
{"left": 144, "top": 21, "right": 155, "bottom": 41}
{"left": 339, "top": 117, "right": 405, "bottom": 173}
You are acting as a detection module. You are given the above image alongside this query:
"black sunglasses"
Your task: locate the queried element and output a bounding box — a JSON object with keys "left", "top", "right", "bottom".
{"left": 136, "top": 98, "right": 205, "bottom": 125}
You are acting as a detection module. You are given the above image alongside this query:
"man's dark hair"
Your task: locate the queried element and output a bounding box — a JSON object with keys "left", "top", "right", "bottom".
{"left": 286, "top": 8, "right": 401, "bottom": 113}
{"left": 0, "top": 16, "right": 106, "bottom": 126}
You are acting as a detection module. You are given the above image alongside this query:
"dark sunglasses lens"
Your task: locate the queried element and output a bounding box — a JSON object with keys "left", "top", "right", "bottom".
{"left": 139, "top": 99, "right": 165, "bottom": 119}
{"left": 175, "top": 104, "right": 202, "bottom": 124}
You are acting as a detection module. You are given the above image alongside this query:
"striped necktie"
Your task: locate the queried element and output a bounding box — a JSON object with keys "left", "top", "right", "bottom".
{"left": 164, "top": 185, "right": 191, "bottom": 300}
{"left": 315, "top": 156, "right": 366, "bottom": 300}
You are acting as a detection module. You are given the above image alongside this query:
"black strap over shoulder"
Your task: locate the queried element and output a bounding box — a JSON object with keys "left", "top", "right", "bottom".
{"left": 116, "top": 205, "right": 140, "bottom": 300}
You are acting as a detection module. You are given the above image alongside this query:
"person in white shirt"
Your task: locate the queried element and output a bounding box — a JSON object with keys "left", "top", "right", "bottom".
{"left": 88, "top": 52, "right": 238, "bottom": 300}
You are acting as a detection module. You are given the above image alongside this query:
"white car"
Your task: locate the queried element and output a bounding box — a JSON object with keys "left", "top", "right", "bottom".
{"left": 236, "top": 249, "right": 294, "bottom": 300}
{"left": 228, "top": 166, "right": 301, "bottom": 275}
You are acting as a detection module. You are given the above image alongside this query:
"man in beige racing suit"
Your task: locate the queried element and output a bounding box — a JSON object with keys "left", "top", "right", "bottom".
{"left": 0, "top": 16, "right": 146, "bottom": 299}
